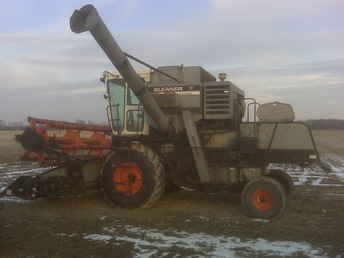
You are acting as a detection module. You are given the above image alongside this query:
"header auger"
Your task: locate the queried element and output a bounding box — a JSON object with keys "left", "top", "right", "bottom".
{"left": 2, "top": 4, "right": 319, "bottom": 219}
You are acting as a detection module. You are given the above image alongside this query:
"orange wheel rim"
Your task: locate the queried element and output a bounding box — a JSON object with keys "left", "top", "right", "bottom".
{"left": 112, "top": 162, "right": 143, "bottom": 196}
{"left": 251, "top": 189, "right": 273, "bottom": 211}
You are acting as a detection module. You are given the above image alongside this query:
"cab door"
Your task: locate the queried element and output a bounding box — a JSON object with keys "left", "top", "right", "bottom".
{"left": 106, "top": 77, "right": 149, "bottom": 135}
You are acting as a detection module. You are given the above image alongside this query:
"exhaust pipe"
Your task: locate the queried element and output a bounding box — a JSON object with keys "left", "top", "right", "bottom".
{"left": 70, "top": 5, "right": 170, "bottom": 133}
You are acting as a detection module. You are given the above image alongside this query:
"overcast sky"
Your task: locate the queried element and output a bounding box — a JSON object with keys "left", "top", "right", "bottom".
{"left": 0, "top": 0, "right": 343, "bottom": 123}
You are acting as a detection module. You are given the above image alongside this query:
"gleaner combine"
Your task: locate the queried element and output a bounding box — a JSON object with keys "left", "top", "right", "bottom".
{"left": 1, "top": 5, "right": 319, "bottom": 219}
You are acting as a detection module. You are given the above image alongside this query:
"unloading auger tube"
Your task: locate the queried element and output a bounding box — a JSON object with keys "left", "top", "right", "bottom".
{"left": 70, "top": 4, "right": 171, "bottom": 133}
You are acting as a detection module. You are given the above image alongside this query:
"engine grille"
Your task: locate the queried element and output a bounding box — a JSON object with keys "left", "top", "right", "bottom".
{"left": 203, "top": 84, "right": 232, "bottom": 119}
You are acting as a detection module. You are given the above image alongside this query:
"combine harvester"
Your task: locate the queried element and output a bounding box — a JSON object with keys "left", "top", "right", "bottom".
{"left": 1, "top": 5, "right": 320, "bottom": 219}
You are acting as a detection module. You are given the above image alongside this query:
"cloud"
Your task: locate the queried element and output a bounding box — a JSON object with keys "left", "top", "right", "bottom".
{"left": 210, "top": 59, "right": 344, "bottom": 119}
{"left": 0, "top": 84, "right": 108, "bottom": 124}
{"left": 0, "top": 0, "right": 343, "bottom": 123}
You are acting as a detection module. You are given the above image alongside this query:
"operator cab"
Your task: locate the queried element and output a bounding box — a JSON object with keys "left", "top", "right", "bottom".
{"left": 102, "top": 71, "right": 149, "bottom": 135}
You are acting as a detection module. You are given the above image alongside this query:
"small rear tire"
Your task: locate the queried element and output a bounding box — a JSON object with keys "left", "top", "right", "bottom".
{"left": 241, "top": 176, "right": 286, "bottom": 219}
{"left": 267, "top": 169, "right": 294, "bottom": 196}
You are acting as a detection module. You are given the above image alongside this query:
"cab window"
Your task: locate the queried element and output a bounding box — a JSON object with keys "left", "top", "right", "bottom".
{"left": 107, "top": 80, "right": 125, "bottom": 130}
{"left": 126, "top": 110, "right": 144, "bottom": 131}
{"left": 127, "top": 88, "right": 140, "bottom": 105}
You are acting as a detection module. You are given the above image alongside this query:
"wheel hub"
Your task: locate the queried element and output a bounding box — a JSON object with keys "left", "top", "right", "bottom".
{"left": 251, "top": 189, "right": 273, "bottom": 211}
{"left": 112, "top": 163, "right": 143, "bottom": 196}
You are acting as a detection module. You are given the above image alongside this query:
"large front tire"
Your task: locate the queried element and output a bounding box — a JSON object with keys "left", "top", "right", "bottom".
{"left": 103, "top": 144, "right": 166, "bottom": 208}
{"left": 241, "top": 177, "right": 286, "bottom": 219}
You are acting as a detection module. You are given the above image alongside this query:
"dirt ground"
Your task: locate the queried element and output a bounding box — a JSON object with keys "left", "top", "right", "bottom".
{"left": 1, "top": 130, "right": 344, "bottom": 257}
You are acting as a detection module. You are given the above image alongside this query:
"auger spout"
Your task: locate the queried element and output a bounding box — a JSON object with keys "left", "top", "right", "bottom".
{"left": 70, "top": 4, "right": 170, "bottom": 133}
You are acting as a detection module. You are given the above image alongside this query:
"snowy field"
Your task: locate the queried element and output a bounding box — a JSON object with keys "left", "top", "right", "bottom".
{"left": 1, "top": 154, "right": 344, "bottom": 257}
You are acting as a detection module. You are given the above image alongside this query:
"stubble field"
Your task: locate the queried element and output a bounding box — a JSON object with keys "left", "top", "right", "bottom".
{"left": 0, "top": 130, "right": 24, "bottom": 163}
{"left": 312, "top": 130, "right": 344, "bottom": 156}
{"left": 0, "top": 129, "right": 344, "bottom": 257}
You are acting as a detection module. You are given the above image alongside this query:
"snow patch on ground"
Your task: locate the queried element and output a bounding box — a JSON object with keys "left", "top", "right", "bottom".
{"left": 83, "top": 234, "right": 113, "bottom": 242}
{"left": 269, "top": 154, "right": 344, "bottom": 187}
{"left": 0, "top": 196, "right": 32, "bottom": 204}
{"left": 100, "top": 225, "right": 328, "bottom": 258}
{"left": 0, "top": 162, "right": 50, "bottom": 203}
{"left": 321, "top": 153, "right": 344, "bottom": 182}
{"left": 56, "top": 232, "right": 78, "bottom": 238}
{"left": 55, "top": 218, "right": 341, "bottom": 258}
